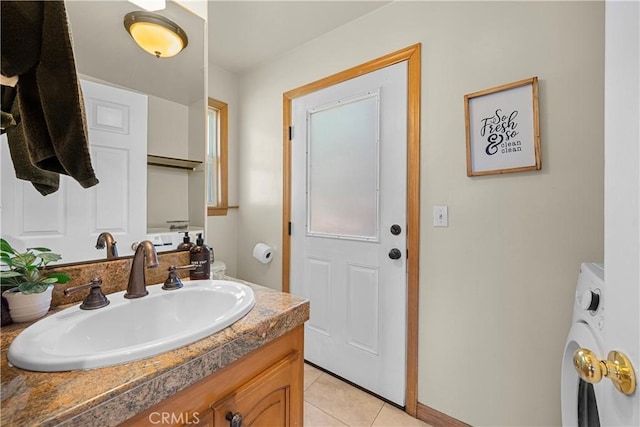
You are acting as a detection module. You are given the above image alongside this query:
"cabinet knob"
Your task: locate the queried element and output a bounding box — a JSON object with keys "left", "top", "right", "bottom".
{"left": 225, "top": 412, "right": 243, "bottom": 427}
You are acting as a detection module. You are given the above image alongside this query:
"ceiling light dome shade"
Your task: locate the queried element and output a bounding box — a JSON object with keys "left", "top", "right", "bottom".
{"left": 124, "top": 11, "right": 188, "bottom": 58}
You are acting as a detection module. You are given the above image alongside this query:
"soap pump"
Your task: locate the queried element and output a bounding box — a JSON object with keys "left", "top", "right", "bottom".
{"left": 176, "top": 232, "right": 194, "bottom": 251}
{"left": 189, "top": 233, "right": 211, "bottom": 280}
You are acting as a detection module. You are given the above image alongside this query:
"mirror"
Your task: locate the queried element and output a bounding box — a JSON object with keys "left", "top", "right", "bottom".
{"left": 66, "top": 1, "right": 205, "bottom": 107}
{"left": 0, "top": 1, "right": 206, "bottom": 265}
{"left": 68, "top": 0, "right": 207, "bottom": 231}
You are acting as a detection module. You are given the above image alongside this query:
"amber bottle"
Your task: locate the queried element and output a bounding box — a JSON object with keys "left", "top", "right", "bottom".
{"left": 189, "top": 233, "right": 211, "bottom": 280}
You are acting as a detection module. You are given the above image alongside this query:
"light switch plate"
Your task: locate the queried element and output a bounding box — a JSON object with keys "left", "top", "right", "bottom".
{"left": 433, "top": 205, "right": 448, "bottom": 227}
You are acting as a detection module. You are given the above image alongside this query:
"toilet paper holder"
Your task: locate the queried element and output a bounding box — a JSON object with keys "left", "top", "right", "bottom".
{"left": 252, "top": 243, "right": 273, "bottom": 264}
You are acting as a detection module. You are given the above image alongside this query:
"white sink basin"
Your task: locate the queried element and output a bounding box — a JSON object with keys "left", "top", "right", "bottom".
{"left": 7, "top": 280, "right": 255, "bottom": 372}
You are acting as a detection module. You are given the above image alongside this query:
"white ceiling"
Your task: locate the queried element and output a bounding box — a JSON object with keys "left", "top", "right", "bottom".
{"left": 207, "top": 1, "right": 391, "bottom": 73}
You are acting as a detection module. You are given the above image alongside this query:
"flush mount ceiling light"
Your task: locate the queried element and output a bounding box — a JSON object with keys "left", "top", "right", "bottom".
{"left": 123, "top": 11, "right": 188, "bottom": 58}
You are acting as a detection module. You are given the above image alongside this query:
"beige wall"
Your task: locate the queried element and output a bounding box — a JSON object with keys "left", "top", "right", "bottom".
{"left": 233, "top": 2, "right": 604, "bottom": 425}
{"left": 207, "top": 63, "right": 240, "bottom": 276}
{"left": 147, "top": 96, "right": 190, "bottom": 229}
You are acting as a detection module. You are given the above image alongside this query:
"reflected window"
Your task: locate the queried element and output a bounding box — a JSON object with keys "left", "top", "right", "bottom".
{"left": 207, "top": 98, "right": 228, "bottom": 216}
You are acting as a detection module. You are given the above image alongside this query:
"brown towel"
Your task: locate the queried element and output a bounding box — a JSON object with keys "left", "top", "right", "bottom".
{"left": 1, "top": 0, "right": 99, "bottom": 193}
{"left": 0, "top": 1, "right": 42, "bottom": 77}
{"left": 1, "top": 85, "right": 17, "bottom": 131}
{"left": 6, "top": 97, "right": 59, "bottom": 195}
{"left": 1, "top": 81, "right": 57, "bottom": 196}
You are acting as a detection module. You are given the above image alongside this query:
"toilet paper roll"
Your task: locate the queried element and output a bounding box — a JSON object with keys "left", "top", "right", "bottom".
{"left": 252, "top": 243, "right": 273, "bottom": 264}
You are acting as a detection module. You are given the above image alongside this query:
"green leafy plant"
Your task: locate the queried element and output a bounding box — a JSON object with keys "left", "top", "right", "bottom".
{"left": 0, "top": 238, "right": 70, "bottom": 294}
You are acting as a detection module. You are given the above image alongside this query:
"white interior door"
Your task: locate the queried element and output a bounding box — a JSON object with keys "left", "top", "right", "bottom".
{"left": 1, "top": 80, "right": 147, "bottom": 263}
{"left": 601, "top": 2, "right": 639, "bottom": 425}
{"left": 290, "top": 62, "right": 408, "bottom": 405}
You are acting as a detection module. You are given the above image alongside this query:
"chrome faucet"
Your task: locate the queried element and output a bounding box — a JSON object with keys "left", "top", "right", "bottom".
{"left": 96, "top": 232, "right": 118, "bottom": 259}
{"left": 125, "top": 240, "right": 158, "bottom": 299}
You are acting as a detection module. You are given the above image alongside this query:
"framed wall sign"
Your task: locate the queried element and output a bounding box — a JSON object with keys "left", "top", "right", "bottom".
{"left": 464, "top": 77, "right": 541, "bottom": 176}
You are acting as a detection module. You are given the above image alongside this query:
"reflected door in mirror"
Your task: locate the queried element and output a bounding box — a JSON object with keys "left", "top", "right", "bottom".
{"left": 0, "top": 80, "right": 147, "bottom": 263}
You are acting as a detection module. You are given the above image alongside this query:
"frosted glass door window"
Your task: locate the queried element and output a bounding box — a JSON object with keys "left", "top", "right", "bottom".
{"left": 307, "top": 92, "right": 380, "bottom": 240}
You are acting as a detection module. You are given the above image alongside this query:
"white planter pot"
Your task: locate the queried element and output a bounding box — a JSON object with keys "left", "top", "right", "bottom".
{"left": 2, "top": 285, "right": 54, "bottom": 323}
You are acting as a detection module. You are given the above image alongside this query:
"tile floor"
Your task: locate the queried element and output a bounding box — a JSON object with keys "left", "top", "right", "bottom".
{"left": 304, "top": 363, "right": 432, "bottom": 427}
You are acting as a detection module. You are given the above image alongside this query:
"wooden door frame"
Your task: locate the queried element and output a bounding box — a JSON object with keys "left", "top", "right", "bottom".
{"left": 281, "top": 44, "right": 421, "bottom": 416}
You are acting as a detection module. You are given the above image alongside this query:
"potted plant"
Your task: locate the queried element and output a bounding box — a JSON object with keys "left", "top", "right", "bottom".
{"left": 0, "top": 238, "right": 70, "bottom": 323}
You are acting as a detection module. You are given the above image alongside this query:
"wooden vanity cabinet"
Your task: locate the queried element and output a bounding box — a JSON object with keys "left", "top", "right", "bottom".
{"left": 211, "top": 352, "right": 298, "bottom": 426}
{"left": 122, "top": 326, "right": 304, "bottom": 427}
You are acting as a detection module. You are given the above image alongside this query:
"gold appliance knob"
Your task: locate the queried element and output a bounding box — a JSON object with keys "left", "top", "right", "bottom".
{"left": 573, "top": 348, "right": 636, "bottom": 395}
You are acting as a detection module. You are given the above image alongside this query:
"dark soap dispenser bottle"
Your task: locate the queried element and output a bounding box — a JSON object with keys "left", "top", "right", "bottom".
{"left": 177, "top": 232, "right": 194, "bottom": 251}
{"left": 189, "top": 233, "right": 211, "bottom": 280}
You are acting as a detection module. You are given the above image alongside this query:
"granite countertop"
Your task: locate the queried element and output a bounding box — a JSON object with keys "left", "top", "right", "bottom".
{"left": 0, "top": 276, "right": 309, "bottom": 427}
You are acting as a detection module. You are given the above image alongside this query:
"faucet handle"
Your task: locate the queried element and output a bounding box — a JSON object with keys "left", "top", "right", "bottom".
{"left": 162, "top": 265, "right": 196, "bottom": 290}
{"left": 64, "top": 278, "right": 110, "bottom": 310}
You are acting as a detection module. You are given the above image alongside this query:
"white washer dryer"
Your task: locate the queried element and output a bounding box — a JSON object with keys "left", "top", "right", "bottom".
{"left": 561, "top": 263, "right": 605, "bottom": 426}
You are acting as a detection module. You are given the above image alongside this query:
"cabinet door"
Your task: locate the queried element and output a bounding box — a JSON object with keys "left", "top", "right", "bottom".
{"left": 211, "top": 353, "right": 298, "bottom": 426}
{"left": 190, "top": 408, "right": 213, "bottom": 427}
{"left": 133, "top": 408, "right": 211, "bottom": 426}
